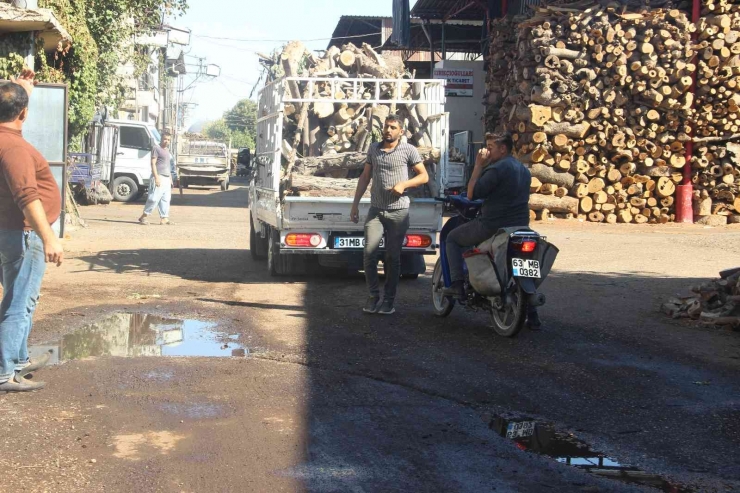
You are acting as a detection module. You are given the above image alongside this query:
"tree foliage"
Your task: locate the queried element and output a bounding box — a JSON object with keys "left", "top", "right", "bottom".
{"left": 203, "top": 99, "right": 258, "bottom": 150}
{"left": 36, "top": 0, "right": 188, "bottom": 142}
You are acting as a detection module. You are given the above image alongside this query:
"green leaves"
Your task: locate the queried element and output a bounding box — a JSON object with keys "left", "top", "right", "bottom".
{"left": 203, "top": 99, "right": 258, "bottom": 150}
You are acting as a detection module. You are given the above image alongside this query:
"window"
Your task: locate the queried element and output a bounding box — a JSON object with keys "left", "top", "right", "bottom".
{"left": 119, "top": 126, "right": 151, "bottom": 149}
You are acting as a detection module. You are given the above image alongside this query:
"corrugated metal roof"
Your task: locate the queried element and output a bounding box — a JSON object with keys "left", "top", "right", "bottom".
{"left": 411, "top": 0, "right": 491, "bottom": 21}
{"left": 328, "top": 15, "right": 389, "bottom": 49}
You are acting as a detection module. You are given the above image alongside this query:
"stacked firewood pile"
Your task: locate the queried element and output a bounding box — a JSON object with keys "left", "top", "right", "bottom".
{"left": 662, "top": 267, "right": 740, "bottom": 329}
{"left": 484, "top": 16, "right": 520, "bottom": 133}
{"left": 693, "top": 1, "right": 740, "bottom": 140}
{"left": 691, "top": 142, "right": 740, "bottom": 224}
{"left": 262, "top": 41, "right": 440, "bottom": 199}
{"left": 490, "top": 3, "right": 697, "bottom": 224}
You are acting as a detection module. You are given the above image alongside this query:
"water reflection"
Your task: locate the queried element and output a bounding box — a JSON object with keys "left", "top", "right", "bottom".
{"left": 30, "top": 313, "right": 244, "bottom": 363}
{"left": 491, "top": 417, "right": 694, "bottom": 493}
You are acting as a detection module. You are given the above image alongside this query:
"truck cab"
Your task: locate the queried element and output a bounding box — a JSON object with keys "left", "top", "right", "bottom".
{"left": 104, "top": 119, "right": 162, "bottom": 202}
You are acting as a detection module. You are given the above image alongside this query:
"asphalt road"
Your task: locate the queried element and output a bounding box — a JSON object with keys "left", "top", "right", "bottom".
{"left": 1, "top": 181, "right": 738, "bottom": 492}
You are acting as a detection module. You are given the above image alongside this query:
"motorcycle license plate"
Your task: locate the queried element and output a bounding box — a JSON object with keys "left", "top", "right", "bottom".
{"left": 506, "top": 421, "right": 536, "bottom": 439}
{"left": 334, "top": 237, "right": 385, "bottom": 249}
{"left": 512, "top": 258, "right": 541, "bottom": 278}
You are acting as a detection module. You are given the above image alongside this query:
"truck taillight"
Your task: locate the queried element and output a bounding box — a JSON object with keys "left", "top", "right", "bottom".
{"left": 404, "top": 234, "right": 432, "bottom": 248}
{"left": 285, "top": 233, "right": 322, "bottom": 247}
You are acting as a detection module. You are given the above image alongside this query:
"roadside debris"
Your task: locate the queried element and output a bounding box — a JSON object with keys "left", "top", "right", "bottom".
{"left": 662, "top": 267, "right": 740, "bottom": 329}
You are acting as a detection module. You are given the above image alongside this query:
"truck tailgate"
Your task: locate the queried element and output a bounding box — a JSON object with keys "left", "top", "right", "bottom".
{"left": 282, "top": 197, "right": 443, "bottom": 232}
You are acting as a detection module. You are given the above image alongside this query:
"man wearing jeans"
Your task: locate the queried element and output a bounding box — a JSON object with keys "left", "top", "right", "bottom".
{"left": 0, "top": 70, "right": 64, "bottom": 392}
{"left": 350, "top": 115, "right": 428, "bottom": 315}
{"left": 139, "top": 134, "right": 173, "bottom": 225}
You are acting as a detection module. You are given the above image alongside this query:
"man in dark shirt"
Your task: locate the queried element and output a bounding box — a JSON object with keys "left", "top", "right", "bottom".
{"left": 442, "top": 132, "right": 541, "bottom": 327}
{"left": 0, "top": 70, "right": 63, "bottom": 392}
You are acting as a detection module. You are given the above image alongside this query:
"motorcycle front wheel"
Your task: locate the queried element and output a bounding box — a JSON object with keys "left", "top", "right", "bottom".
{"left": 432, "top": 258, "right": 455, "bottom": 317}
{"left": 490, "top": 284, "right": 526, "bottom": 337}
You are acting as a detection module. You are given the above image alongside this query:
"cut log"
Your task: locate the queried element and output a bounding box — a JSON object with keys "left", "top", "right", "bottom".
{"left": 542, "top": 121, "right": 590, "bottom": 138}
{"left": 289, "top": 175, "right": 366, "bottom": 198}
{"left": 530, "top": 164, "right": 576, "bottom": 188}
{"left": 529, "top": 194, "right": 578, "bottom": 214}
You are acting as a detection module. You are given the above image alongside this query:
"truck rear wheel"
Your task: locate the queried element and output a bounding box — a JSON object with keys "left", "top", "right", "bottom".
{"left": 112, "top": 176, "right": 139, "bottom": 202}
{"left": 250, "top": 216, "right": 267, "bottom": 260}
{"left": 267, "top": 228, "right": 306, "bottom": 276}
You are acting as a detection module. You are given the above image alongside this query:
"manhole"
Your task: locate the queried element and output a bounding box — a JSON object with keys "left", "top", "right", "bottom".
{"left": 30, "top": 313, "right": 247, "bottom": 363}
{"left": 491, "top": 416, "right": 694, "bottom": 492}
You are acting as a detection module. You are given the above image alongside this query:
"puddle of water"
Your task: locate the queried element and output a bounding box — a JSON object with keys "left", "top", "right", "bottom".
{"left": 30, "top": 313, "right": 246, "bottom": 363}
{"left": 491, "top": 416, "right": 694, "bottom": 493}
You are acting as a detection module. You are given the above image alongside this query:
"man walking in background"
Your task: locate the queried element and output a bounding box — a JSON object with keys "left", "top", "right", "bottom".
{"left": 0, "top": 69, "right": 64, "bottom": 392}
{"left": 350, "top": 115, "right": 428, "bottom": 315}
{"left": 139, "top": 133, "right": 173, "bottom": 225}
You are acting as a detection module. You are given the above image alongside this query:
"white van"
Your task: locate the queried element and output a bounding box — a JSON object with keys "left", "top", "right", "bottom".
{"left": 100, "top": 119, "right": 162, "bottom": 202}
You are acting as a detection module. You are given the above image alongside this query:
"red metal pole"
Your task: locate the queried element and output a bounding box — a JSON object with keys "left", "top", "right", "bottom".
{"left": 676, "top": 0, "right": 700, "bottom": 223}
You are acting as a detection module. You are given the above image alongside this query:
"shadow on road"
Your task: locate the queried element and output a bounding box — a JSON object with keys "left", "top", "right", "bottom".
{"left": 74, "top": 239, "right": 740, "bottom": 490}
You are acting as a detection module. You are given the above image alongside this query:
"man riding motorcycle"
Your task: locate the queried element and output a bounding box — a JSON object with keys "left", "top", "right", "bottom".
{"left": 441, "top": 132, "right": 541, "bottom": 329}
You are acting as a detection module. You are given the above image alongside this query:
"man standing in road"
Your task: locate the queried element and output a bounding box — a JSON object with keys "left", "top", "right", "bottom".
{"left": 350, "top": 115, "right": 429, "bottom": 315}
{"left": 0, "top": 70, "right": 64, "bottom": 392}
{"left": 139, "top": 133, "right": 173, "bottom": 225}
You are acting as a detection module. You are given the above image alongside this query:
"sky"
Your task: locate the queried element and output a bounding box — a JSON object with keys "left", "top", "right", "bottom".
{"left": 170, "top": 0, "right": 421, "bottom": 127}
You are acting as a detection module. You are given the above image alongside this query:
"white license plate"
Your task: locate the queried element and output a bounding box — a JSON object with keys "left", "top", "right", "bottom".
{"left": 506, "top": 421, "right": 536, "bottom": 439}
{"left": 334, "top": 237, "right": 385, "bottom": 249}
{"left": 512, "top": 258, "right": 541, "bottom": 278}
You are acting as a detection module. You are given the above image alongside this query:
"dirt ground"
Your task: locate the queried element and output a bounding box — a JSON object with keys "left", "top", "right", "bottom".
{"left": 1, "top": 180, "right": 739, "bottom": 492}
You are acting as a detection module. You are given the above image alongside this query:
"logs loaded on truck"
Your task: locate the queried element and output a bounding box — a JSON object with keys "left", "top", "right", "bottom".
{"left": 483, "top": 0, "right": 740, "bottom": 224}
{"left": 265, "top": 40, "right": 445, "bottom": 199}
{"left": 248, "top": 42, "right": 449, "bottom": 276}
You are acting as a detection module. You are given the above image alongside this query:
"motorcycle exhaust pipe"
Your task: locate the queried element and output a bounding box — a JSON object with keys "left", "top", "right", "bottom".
{"left": 527, "top": 292, "right": 546, "bottom": 307}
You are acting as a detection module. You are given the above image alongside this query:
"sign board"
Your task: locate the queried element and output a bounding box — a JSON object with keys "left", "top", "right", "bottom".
{"left": 433, "top": 68, "right": 474, "bottom": 97}
{"left": 15, "top": 82, "right": 68, "bottom": 237}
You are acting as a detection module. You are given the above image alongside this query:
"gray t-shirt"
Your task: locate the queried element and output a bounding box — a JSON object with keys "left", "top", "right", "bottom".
{"left": 367, "top": 142, "right": 423, "bottom": 210}
{"left": 153, "top": 145, "right": 171, "bottom": 177}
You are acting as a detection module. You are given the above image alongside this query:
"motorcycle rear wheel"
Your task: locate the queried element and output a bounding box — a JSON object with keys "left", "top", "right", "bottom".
{"left": 431, "top": 258, "right": 455, "bottom": 317}
{"left": 490, "top": 284, "right": 526, "bottom": 337}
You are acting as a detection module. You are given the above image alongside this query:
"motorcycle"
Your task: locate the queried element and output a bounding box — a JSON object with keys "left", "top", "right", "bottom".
{"left": 432, "top": 195, "right": 559, "bottom": 337}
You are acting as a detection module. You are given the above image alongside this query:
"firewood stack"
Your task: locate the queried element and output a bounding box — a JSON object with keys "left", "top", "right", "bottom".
{"left": 691, "top": 142, "right": 740, "bottom": 224}
{"left": 486, "top": 3, "right": 697, "bottom": 224}
{"left": 662, "top": 266, "right": 740, "bottom": 329}
{"left": 484, "top": 16, "right": 520, "bottom": 132}
{"left": 693, "top": 1, "right": 740, "bottom": 139}
{"left": 270, "top": 41, "right": 440, "bottom": 199}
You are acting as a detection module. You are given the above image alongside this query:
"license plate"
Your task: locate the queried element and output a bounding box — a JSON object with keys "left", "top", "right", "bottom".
{"left": 334, "top": 237, "right": 385, "bottom": 249}
{"left": 506, "top": 421, "right": 536, "bottom": 439}
{"left": 512, "top": 258, "right": 541, "bottom": 278}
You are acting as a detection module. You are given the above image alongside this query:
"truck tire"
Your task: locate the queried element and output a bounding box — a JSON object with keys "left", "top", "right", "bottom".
{"left": 181, "top": 178, "right": 189, "bottom": 189}
{"left": 250, "top": 216, "right": 267, "bottom": 260}
{"left": 268, "top": 229, "right": 286, "bottom": 276}
{"left": 112, "top": 176, "right": 139, "bottom": 202}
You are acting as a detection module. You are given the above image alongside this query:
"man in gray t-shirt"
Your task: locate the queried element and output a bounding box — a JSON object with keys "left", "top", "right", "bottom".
{"left": 139, "top": 134, "right": 174, "bottom": 225}
{"left": 350, "top": 115, "right": 428, "bottom": 315}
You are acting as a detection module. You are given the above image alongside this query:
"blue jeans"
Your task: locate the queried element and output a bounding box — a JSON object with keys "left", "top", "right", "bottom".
{"left": 143, "top": 176, "right": 171, "bottom": 218}
{"left": 0, "top": 229, "right": 47, "bottom": 383}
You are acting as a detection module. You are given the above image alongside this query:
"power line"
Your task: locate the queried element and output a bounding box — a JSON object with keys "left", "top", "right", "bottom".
{"left": 193, "top": 31, "right": 383, "bottom": 44}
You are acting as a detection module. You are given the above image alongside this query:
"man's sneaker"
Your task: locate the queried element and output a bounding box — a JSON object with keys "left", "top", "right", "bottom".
{"left": 0, "top": 372, "right": 46, "bottom": 393}
{"left": 363, "top": 296, "right": 381, "bottom": 314}
{"left": 526, "top": 308, "right": 542, "bottom": 330}
{"left": 377, "top": 299, "right": 395, "bottom": 315}
{"left": 17, "top": 351, "right": 52, "bottom": 378}
{"left": 441, "top": 280, "right": 465, "bottom": 298}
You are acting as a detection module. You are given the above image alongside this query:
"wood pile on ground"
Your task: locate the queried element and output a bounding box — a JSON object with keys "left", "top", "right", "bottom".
{"left": 265, "top": 41, "right": 440, "bottom": 199}
{"left": 662, "top": 267, "right": 740, "bottom": 329}
{"left": 691, "top": 142, "right": 740, "bottom": 224}
{"left": 489, "top": 2, "right": 696, "bottom": 224}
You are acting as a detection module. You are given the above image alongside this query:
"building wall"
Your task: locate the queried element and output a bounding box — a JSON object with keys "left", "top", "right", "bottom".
{"left": 434, "top": 60, "right": 486, "bottom": 144}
